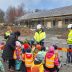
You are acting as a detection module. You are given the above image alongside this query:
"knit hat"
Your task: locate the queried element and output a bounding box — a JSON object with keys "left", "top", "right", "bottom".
{"left": 49, "top": 46, "right": 54, "bottom": 52}
{"left": 53, "top": 45, "right": 58, "bottom": 50}
{"left": 23, "top": 43, "right": 30, "bottom": 50}
{"left": 15, "top": 31, "right": 20, "bottom": 36}
{"left": 16, "top": 41, "right": 21, "bottom": 47}
{"left": 36, "top": 44, "right": 41, "bottom": 51}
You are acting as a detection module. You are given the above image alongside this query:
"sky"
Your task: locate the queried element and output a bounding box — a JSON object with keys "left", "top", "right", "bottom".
{"left": 0, "top": 0, "right": 72, "bottom": 11}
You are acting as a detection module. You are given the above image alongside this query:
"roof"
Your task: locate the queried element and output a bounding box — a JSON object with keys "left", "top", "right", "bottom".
{"left": 16, "top": 5, "right": 72, "bottom": 21}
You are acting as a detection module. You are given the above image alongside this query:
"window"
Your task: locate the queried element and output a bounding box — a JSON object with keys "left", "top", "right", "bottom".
{"left": 53, "top": 20, "right": 56, "bottom": 26}
{"left": 65, "top": 19, "right": 69, "bottom": 24}
{"left": 70, "top": 19, "right": 72, "bottom": 23}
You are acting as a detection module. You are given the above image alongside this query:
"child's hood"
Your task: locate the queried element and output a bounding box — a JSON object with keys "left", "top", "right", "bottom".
{"left": 46, "top": 52, "right": 54, "bottom": 59}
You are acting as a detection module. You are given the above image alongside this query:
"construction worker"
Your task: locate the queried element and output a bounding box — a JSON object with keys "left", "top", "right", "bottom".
{"left": 67, "top": 24, "right": 72, "bottom": 63}
{"left": 34, "top": 24, "right": 46, "bottom": 50}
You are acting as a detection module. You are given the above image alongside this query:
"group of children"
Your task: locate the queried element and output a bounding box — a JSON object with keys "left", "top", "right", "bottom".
{"left": 0, "top": 40, "right": 60, "bottom": 72}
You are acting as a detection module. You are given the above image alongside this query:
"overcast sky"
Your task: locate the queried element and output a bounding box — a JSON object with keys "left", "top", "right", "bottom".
{"left": 0, "top": 0, "right": 72, "bottom": 11}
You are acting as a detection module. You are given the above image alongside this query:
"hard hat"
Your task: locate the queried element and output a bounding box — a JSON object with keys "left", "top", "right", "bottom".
{"left": 37, "top": 24, "right": 42, "bottom": 29}
{"left": 67, "top": 24, "right": 72, "bottom": 29}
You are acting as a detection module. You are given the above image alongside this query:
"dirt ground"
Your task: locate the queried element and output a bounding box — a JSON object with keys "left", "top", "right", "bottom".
{"left": 0, "top": 26, "right": 71, "bottom": 72}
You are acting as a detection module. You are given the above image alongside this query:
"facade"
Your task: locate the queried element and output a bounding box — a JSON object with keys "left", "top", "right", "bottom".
{"left": 16, "top": 5, "right": 72, "bottom": 28}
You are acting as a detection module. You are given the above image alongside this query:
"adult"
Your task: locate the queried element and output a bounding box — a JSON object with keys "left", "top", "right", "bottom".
{"left": 34, "top": 24, "right": 46, "bottom": 46}
{"left": 2, "top": 31, "right": 20, "bottom": 71}
{"left": 67, "top": 24, "right": 72, "bottom": 63}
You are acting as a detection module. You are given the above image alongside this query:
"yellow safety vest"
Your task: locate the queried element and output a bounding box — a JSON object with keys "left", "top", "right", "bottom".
{"left": 34, "top": 31, "right": 46, "bottom": 42}
{"left": 31, "top": 62, "right": 44, "bottom": 72}
{"left": 25, "top": 53, "right": 33, "bottom": 67}
{"left": 67, "top": 30, "right": 72, "bottom": 44}
{"left": 46, "top": 54, "right": 55, "bottom": 68}
{"left": 5, "top": 31, "right": 10, "bottom": 36}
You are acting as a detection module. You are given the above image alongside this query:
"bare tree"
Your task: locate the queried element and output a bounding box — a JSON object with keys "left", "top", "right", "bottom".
{"left": 16, "top": 3, "right": 25, "bottom": 17}
{"left": 5, "top": 3, "right": 26, "bottom": 23}
{"left": 0, "top": 9, "right": 5, "bottom": 23}
{"left": 5, "top": 6, "right": 16, "bottom": 23}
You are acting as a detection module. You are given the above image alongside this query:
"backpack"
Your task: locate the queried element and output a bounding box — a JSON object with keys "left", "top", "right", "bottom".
{"left": 31, "top": 66, "right": 39, "bottom": 72}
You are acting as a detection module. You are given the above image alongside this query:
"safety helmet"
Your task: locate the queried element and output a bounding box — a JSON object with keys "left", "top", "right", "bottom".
{"left": 67, "top": 24, "right": 72, "bottom": 29}
{"left": 37, "top": 24, "right": 42, "bottom": 29}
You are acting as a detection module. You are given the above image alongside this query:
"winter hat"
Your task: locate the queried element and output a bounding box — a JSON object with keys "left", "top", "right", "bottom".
{"left": 16, "top": 41, "right": 21, "bottom": 47}
{"left": 49, "top": 46, "right": 54, "bottom": 52}
{"left": 36, "top": 44, "right": 41, "bottom": 51}
{"left": 23, "top": 43, "right": 30, "bottom": 50}
{"left": 15, "top": 31, "right": 20, "bottom": 37}
{"left": 53, "top": 45, "right": 58, "bottom": 50}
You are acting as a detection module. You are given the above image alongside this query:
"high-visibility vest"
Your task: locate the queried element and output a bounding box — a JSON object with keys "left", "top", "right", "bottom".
{"left": 25, "top": 53, "right": 33, "bottom": 67}
{"left": 34, "top": 31, "right": 46, "bottom": 42}
{"left": 67, "top": 30, "right": 72, "bottom": 44}
{"left": 5, "top": 31, "right": 10, "bottom": 36}
{"left": 46, "top": 54, "right": 55, "bottom": 68}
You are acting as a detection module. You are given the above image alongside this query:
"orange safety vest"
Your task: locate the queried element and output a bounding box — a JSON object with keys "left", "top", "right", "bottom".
{"left": 25, "top": 53, "right": 33, "bottom": 67}
{"left": 46, "top": 54, "right": 55, "bottom": 68}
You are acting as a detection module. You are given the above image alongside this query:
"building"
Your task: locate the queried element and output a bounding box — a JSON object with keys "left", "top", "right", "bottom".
{"left": 15, "top": 5, "right": 72, "bottom": 28}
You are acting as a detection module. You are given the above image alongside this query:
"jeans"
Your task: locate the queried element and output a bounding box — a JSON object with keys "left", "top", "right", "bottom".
{"left": 67, "top": 45, "right": 72, "bottom": 63}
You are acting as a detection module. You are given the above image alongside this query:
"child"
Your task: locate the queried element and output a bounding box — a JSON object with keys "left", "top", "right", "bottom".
{"left": 25, "top": 48, "right": 33, "bottom": 72}
{"left": 0, "top": 42, "right": 5, "bottom": 72}
{"left": 53, "top": 45, "right": 61, "bottom": 72}
{"left": 13, "top": 41, "right": 22, "bottom": 71}
{"left": 22, "top": 42, "right": 30, "bottom": 52}
{"left": 31, "top": 56, "right": 44, "bottom": 72}
{"left": 33, "top": 44, "right": 42, "bottom": 59}
{"left": 44, "top": 46, "right": 59, "bottom": 72}
{"left": 53, "top": 45, "right": 59, "bottom": 58}
{"left": 37, "top": 50, "right": 46, "bottom": 64}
